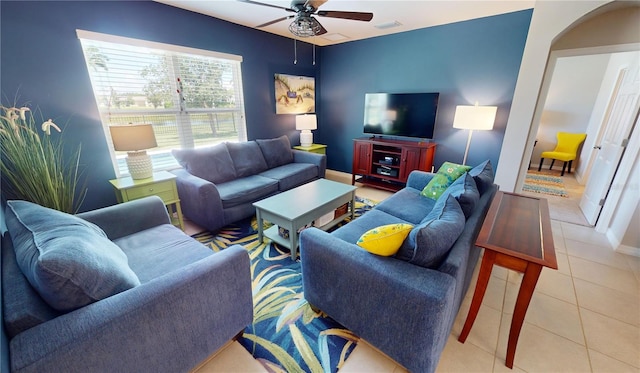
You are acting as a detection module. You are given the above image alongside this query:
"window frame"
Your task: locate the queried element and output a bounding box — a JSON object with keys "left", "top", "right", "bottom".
{"left": 76, "top": 30, "right": 247, "bottom": 177}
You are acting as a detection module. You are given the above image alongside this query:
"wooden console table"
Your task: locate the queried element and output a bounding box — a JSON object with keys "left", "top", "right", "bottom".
{"left": 458, "top": 191, "right": 557, "bottom": 369}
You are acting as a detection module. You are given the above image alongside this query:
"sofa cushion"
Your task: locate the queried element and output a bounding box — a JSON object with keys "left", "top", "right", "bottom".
{"left": 469, "top": 160, "right": 495, "bottom": 195}
{"left": 226, "top": 141, "right": 269, "bottom": 177}
{"left": 258, "top": 163, "right": 318, "bottom": 191}
{"left": 421, "top": 162, "right": 471, "bottom": 200}
{"left": 171, "top": 143, "right": 237, "bottom": 184}
{"left": 440, "top": 173, "right": 480, "bottom": 219}
{"left": 256, "top": 135, "right": 294, "bottom": 169}
{"left": 114, "top": 224, "right": 213, "bottom": 283}
{"left": 374, "top": 187, "right": 436, "bottom": 225}
{"left": 216, "top": 175, "right": 279, "bottom": 208}
{"left": 5, "top": 201, "right": 141, "bottom": 312}
{"left": 395, "top": 195, "right": 466, "bottom": 268}
{"left": 1, "top": 234, "right": 60, "bottom": 338}
{"left": 331, "top": 209, "right": 409, "bottom": 244}
{"left": 357, "top": 223, "right": 414, "bottom": 257}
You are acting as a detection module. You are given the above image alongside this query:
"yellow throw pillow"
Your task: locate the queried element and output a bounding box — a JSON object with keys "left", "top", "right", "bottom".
{"left": 357, "top": 223, "right": 414, "bottom": 256}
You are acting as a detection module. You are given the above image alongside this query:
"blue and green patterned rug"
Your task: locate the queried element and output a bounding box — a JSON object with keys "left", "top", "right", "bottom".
{"left": 192, "top": 197, "right": 376, "bottom": 372}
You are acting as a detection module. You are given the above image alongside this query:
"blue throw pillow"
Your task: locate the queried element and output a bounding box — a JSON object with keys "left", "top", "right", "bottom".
{"left": 172, "top": 143, "right": 237, "bottom": 184}
{"left": 226, "top": 141, "right": 269, "bottom": 177}
{"left": 5, "top": 201, "right": 141, "bottom": 312}
{"left": 256, "top": 135, "right": 294, "bottom": 169}
{"left": 440, "top": 173, "right": 479, "bottom": 219}
{"left": 468, "top": 160, "right": 494, "bottom": 195}
{"left": 395, "top": 195, "right": 466, "bottom": 268}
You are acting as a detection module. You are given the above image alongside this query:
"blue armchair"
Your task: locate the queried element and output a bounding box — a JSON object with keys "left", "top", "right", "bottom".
{"left": 1, "top": 196, "right": 253, "bottom": 372}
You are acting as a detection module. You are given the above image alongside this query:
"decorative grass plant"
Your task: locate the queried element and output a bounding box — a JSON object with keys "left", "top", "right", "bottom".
{"left": 1, "top": 105, "right": 85, "bottom": 213}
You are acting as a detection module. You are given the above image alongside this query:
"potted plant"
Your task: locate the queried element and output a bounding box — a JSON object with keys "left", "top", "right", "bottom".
{"left": 1, "top": 104, "right": 86, "bottom": 213}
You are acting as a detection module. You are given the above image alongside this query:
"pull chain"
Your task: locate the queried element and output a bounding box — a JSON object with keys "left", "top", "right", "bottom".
{"left": 294, "top": 39, "right": 297, "bottom": 65}
{"left": 313, "top": 43, "right": 316, "bottom": 66}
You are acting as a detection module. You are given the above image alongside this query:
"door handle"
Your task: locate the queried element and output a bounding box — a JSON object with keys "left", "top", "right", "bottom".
{"left": 593, "top": 146, "right": 602, "bottom": 150}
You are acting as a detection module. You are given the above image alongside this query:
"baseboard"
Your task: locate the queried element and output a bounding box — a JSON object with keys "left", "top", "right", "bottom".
{"left": 615, "top": 244, "right": 640, "bottom": 258}
{"left": 606, "top": 229, "right": 640, "bottom": 257}
{"left": 532, "top": 164, "right": 582, "bottom": 180}
{"left": 325, "top": 169, "right": 351, "bottom": 184}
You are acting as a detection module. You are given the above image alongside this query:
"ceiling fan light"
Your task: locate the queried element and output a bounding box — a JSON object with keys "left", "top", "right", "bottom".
{"left": 289, "top": 15, "right": 321, "bottom": 37}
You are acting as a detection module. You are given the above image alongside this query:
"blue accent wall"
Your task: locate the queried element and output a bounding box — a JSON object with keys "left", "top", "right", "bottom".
{"left": 1, "top": 1, "right": 531, "bottom": 212}
{"left": 0, "top": 0, "right": 318, "bottom": 211}
{"left": 317, "top": 10, "right": 532, "bottom": 172}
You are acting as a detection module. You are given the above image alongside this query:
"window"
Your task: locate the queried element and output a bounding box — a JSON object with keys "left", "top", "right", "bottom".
{"left": 77, "top": 30, "right": 247, "bottom": 176}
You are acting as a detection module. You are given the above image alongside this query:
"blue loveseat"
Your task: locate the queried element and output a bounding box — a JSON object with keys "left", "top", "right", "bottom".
{"left": 171, "top": 135, "right": 326, "bottom": 232}
{"left": 300, "top": 161, "right": 498, "bottom": 373}
{"left": 1, "top": 196, "right": 253, "bottom": 372}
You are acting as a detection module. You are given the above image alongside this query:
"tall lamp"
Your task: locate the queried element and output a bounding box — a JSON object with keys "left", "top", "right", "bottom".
{"left": 453, "top": 103, "right": 497, "bottom": 165}
{"left": 296, "top": 114, "right": 317, "bottom": 147}
{"left": 109, "top": 124, "right": 158, "bottom": 179}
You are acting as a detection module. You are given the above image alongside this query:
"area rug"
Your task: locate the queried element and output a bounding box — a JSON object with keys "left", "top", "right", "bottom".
{"left": 192, "top": 197, "right": 377, "bottom": 372}
{"left": 522, "top": 173, "right": 568, "bottom": 198}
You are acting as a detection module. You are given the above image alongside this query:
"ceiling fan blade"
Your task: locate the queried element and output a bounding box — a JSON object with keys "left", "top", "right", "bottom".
{"left": 237, "top": 0, "right": 295, "bottom": 12}
{"left": 315, "top": 18, "right": 328, "bottom": 35}
{"left": 316, "top": 10, "right": 373, "bottom": 22}
{"left": 256, "top": 15, "right": 294, "bottom": 28}
{"left": 306, "top": 0, "right": 328, "bottom": 10}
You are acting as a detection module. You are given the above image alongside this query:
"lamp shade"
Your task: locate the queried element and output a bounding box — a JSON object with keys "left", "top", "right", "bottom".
{"left": 453, "top": 105, "right": 497, "bottom": 131}
{"left": 295, "top": 114, "right": 317, "bottom": 131}
{"left": 109, "top": 124, "right": 157, "bottom": 151}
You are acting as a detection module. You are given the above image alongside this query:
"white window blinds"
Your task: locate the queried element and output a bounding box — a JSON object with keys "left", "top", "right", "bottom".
{"left": 77, "top": 30, "right": 247, "bottom": 176}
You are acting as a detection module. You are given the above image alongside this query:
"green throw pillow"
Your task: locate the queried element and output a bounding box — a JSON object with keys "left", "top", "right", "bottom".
{"left": 421, "top": 162, "right": 471, "bottom": 200}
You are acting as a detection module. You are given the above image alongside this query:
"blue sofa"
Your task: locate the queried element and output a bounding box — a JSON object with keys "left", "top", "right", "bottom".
{"left": 1, "top": 196, "right": 253, "bottom": 373}
{"left": 300, "top": 161, "right": 498, "bottom": 373}
{"left": 171, "top": 135, "right": 326, "bottom": 232}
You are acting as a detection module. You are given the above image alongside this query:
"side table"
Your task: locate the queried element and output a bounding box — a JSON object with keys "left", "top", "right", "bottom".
{"left": 293, "top": 144, "right": 327, "bottom": 154}
{"left": 109, "top": 170, "right": 185, "bottom": 231}
{"left": 458, "top": 191, "right": 557, "bottom": 369}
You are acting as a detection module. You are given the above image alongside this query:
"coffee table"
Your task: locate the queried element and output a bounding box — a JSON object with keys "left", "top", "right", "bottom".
{"left": 253, "top": 179, "right": 357, "bottom": 261}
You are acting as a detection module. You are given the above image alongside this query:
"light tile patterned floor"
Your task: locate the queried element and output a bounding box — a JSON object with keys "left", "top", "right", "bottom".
{"left": 191, "top": 172, "right": 640, "bottom": 372}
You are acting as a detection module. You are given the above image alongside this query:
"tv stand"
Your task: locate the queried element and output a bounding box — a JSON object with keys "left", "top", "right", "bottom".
{"left": 352, "top": 137, "right": 437, "bottom": 192}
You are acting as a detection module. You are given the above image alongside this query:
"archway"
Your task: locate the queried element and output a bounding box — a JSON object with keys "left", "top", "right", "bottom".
{"left": 495, "top": 0, "right": 639, "bottom": 250}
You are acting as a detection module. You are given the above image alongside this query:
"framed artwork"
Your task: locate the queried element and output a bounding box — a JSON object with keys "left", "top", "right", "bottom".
{"left": 274, "top": 74, "right": 315, "bottom": 114}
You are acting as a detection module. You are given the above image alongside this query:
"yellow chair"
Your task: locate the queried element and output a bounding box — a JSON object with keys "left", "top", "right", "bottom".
{"left": 538, "top": 132, "right": 587, "bottom": 176}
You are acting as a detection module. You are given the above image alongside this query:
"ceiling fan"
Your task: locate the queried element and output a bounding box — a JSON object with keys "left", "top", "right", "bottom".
{"left": 238, "top": 0, "right": 374, "bottom": 37}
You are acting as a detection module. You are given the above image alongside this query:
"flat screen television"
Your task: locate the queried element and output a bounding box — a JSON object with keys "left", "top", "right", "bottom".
{"left": 363, "top": 92, "right": 440, "bottom": 139}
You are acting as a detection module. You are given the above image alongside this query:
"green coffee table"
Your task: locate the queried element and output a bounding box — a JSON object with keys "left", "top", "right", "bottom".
{"left": 253, "top": 179, "right": 356, "bottom": 260}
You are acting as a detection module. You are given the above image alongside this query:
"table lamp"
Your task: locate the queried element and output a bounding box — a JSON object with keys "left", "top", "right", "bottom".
{"left": 296, "top": 114, "right": 317, "bottom": 147}
{"left": 453, "top": 103, "right": 497, "bottom": 165}
{"left": 109, "top": 124, "right": 158, "bottom": 179}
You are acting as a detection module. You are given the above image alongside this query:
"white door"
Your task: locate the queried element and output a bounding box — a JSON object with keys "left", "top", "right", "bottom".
{"left": 580, "top": 66, "right": 640, "bottom": 225}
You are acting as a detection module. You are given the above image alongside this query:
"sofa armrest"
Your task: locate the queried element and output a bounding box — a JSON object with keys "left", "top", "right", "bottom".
{"left": 406, "top": 170, "right": 436, "bottom": 191}
{"left": 171, "top": 168, "right": 226, "bottom": 232}
{"left": 77, "top": 196, "right": 170, "bottom": 240}
{"left": 292, "top": 150, "right": 326, "bottom": 178}
{"left": 300, "top": 228, "right": 455, "bottom": 373}
{"left": 9, "top": 245, "right": 253, "bottom": 373}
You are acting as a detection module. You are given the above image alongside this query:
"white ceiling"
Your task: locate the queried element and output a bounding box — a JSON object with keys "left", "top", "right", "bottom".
{"left": 155, "top": 0, "right": 535, "bottom": 46}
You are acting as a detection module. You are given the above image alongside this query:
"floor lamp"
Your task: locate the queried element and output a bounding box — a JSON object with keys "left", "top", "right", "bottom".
{"left": 453, "top": 104, "right": 497, "bottom": 165}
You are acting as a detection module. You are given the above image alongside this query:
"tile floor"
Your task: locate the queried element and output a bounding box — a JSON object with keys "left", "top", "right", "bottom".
{"left": 191, "top": 172, "right": 640, "bottom": 372}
